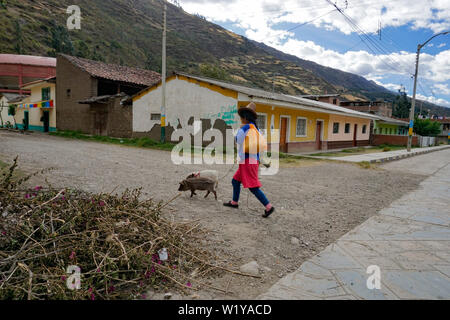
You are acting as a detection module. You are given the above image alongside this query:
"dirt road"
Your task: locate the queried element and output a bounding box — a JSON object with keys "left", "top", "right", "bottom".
{"left": 0, "top": 130, "right": 426, "bottom": 299}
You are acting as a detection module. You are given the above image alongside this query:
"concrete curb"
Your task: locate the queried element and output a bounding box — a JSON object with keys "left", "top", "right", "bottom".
{"left": 369, "top": 146, "right": 450, "bottom": 164}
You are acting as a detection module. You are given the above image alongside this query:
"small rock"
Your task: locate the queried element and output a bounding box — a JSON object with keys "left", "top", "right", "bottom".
{"left": 164, "top": 293, "right": 172, "bottom": 300}
{"left": 263, "top": 266, "right": 272, "bottom": 272}
{"left": 240, "top": 261, "right": 260, "bottom": 276}
{"left": 291, "top": 237, "right": 300, "bottom": 245}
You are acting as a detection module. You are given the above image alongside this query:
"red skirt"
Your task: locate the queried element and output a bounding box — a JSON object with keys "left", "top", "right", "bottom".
{"left": 233, "top": 159, "right": 262, "bottom": 189}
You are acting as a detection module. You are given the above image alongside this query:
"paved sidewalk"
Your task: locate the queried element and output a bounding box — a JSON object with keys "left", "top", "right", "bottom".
{"left": 308, "top": 145, "right": 450, "bottom": 163}
{"left": 259, "top": 154, "right": 450, "bottom": 300}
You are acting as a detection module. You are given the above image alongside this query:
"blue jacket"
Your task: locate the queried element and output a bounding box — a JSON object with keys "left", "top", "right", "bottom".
{"left": 236, "top": 123, "right": 260, "bottom": 162}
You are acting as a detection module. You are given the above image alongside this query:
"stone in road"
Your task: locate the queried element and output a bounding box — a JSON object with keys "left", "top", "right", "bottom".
{"left": 259, "top": 148, "right": 450, "bottom": 300}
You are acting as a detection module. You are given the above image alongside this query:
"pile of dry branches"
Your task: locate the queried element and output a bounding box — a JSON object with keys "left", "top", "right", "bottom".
{"left": 0, "top": 157, "right": 238, "bottom": 300}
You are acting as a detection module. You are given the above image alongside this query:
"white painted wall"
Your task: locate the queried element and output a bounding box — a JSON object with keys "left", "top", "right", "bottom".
{"left": 133, "top": 77, "right": 239, "bottom": 134}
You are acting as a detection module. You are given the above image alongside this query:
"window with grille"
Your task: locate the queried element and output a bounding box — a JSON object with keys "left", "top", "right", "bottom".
{"left": 151, "top": 113, "right": 161, "bottom": 121}
{"left": 256, "top": 114, "right": 267, "bottom": 135}
{"left": 345, "top": 123, "right": 351, "bottom": 134}
{"left": 333, "top": 122, "right": 340, "bottom": 134}
{"left": 296, "top": 118, "right": 307, "bottom": 136}
{"left": 42, "top": 87, "right": 51, "bottom": 101}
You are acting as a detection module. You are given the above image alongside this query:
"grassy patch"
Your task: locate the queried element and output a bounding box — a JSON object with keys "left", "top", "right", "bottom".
{"left": 0, "top": 159, "right": 7, "bottom": 170}
{"left": 50, "top": 131, "right": 176, "bottom": 151}
{"left": 310, "top": 145, "right": 410, "bottom": 157}
{"left": 357, "top": 161, "right": 374, "bottom": 169}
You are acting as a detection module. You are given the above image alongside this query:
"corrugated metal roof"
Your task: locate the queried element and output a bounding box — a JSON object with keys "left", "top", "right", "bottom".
{"left": 374, "top": 115, "right": 409, "bottom": 126}
{"left": 0, "top": 93, "right": 23, "bottom": 101}
{"left": 0, "top": 54, "right": 56, "bottom": 67}
{"left": 175, "top": 72, "right": 379, "bottom": 120}
{"left": 21, "top": 77, "right": 56, "bottom": 89}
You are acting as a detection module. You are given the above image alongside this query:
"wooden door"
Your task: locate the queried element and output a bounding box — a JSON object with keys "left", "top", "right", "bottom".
{"left": 43, "top": 111, "right": 50, "bottom": 133}
{"left": 353, "top": 124, "right": 358, "bottom": 147}
{"left": 280, "top": 117, "right": 288, "bottom": 153}
{"left": 316, "top": 121, "right": 322, "bottom": 150}
{"left": 94, "top": 112, "right": 108, "bottom": 136}
{"left": 23, "top": 111, "right": 29, "bottom": 131}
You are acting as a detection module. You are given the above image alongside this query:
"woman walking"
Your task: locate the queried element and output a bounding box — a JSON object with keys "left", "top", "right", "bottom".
{"left": 224, "top": 102, "right": 275, "bottom": 218}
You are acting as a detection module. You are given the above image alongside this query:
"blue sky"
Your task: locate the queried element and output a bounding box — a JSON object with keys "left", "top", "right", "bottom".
{"left": 173, "top": 0, "right": 450, "bottom": 108}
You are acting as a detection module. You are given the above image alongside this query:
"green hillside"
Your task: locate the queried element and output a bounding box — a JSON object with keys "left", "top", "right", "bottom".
{"left": 1, "top": 0, "right": 449, "bottom": 115}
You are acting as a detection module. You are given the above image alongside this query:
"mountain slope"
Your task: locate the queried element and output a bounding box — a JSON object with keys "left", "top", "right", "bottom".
{"left": 1, "top": 0, "right": 449, "bottom": 115}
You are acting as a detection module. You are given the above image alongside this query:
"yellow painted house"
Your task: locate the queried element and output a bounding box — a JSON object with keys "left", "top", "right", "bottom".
{"left": 132, "top": 72, "right": 378, "bottom": 152}
{"left": 13, "top": 77, "right": 56, "bottom": 132}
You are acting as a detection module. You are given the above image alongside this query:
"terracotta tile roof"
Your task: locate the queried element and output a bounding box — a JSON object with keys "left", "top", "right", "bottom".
{"left": 60, "top": 54, "right": 161, "bottom": 87}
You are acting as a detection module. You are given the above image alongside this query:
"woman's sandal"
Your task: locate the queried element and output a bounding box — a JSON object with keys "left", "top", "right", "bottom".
{"left": 262, "top": 207, "right": 275, "bottom": 218}
{"left": 223, "top": 201, "right": 239, "bottom": 209}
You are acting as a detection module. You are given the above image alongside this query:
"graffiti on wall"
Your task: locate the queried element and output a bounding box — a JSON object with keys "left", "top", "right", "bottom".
{"left": 203, "top": 104, "right": 238, "bottom": 126}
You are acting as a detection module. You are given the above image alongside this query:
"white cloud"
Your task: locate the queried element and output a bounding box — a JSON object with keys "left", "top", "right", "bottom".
{"left": 179, "top": 0, "right": 450, "bottom": 107}
{"left": 372, "top": 81, "right": 402, "bottom": 92}
{"left": 273, "top": 39, "right": 450, "bottom": 83}
{"left": 416, "top": 93, "right": 450, "bottom": 107}
{"left": 438, "top": 43, "right": 446, "bottom": 48}
{"left": 433, "top": 83, "right": 450, "bottom": 95}
{"left": 180, "top": 0, "right": 450, "bottom": 39}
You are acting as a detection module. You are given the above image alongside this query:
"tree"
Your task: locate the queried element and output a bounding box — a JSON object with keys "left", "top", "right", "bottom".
{"left": 14, "top": 20, "right": 24, "bottom": 54}
{"left": 48, "top": 22, "right": 74, "bottom": 56}
{"left": 8, "top": 105, "right": 17, "bottom": 129}
{"left": 144, "top": 53, "right": 161, "bottom": 73}
{"left": 91, "top": 46, "right": 105, "bottom": 62}
{"left": 75, "top": 40, "right": 90, "bottom": 58}
{"left": 413, "top": 118, "right": 441, "bottom": 137}
{"left": 392, "top": 89, "right": 411, "bottom": 118}
{"left": 0, "top": 100, "right": 4, "bottom": 127}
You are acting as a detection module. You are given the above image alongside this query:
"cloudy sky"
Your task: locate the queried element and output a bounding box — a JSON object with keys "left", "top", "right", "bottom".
{"left": 172, "top": 0, "right": 450, "bottom": 108}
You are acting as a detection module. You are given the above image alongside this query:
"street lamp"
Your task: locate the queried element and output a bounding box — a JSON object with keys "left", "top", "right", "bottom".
{"left": 407, "top": 31, "right": 450, "bottom": 152}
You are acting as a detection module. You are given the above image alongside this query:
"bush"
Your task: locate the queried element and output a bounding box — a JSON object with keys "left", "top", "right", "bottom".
{"left": 0, "top": 158, "right": 221, "bottom": 300}
{"left": 413, "top": 118, "right": 441, "bottom": 137}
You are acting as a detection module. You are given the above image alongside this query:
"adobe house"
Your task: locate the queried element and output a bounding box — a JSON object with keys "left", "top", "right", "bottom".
{"left": 131, "top": 72, "right": 378, "bottom": 153}
{"left": 56, "top": 54, "right": 160, "bottom": 137}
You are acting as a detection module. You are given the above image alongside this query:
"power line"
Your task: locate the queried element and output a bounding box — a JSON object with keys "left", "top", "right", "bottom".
{"left": 260, "top": 0, "right": 384, "bottom": 15}
{"left": 286, "top": 9, "right": 337, "bottom": 32}
{"left": 324, "top": 0, "right": 410, "bottom": 76}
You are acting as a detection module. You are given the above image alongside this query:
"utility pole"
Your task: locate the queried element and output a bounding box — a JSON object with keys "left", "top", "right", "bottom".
{"left": 408, "top": 31, "right": 449, "bottom": 152}
{"left": 160, "top": 3, "right": 167, "bottom": 143}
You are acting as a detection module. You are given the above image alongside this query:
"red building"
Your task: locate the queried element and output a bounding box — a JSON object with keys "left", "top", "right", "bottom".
{"left": 0, "top": 54, "right": 56, "bottom": 95}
